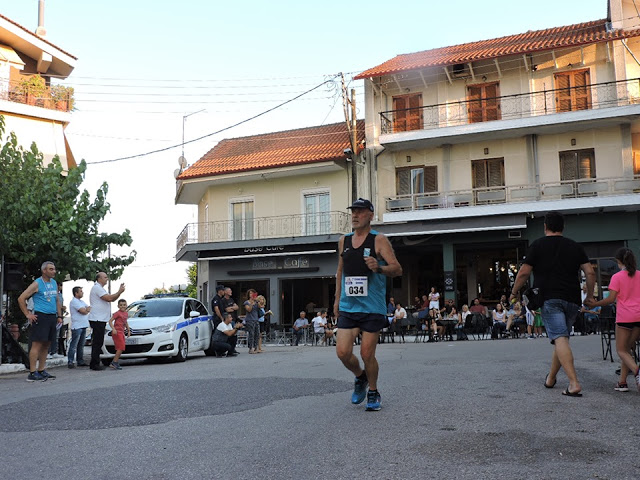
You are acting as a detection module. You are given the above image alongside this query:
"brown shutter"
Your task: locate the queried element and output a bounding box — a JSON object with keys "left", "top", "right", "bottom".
{"left": 484, "top": 83, "right": 501, "bottom": 121}
{"left": 487, "top": 159, "right": 505, "bottom": 187}
{"left": 472, "top": 160, "right": 487, "bottom": 188}
{"left": 573, "top": 71, "right": 591, "bottom": 111}
{"left": 468, "top": 85, "right": 483, "bottom": 123}
{"left": 393, "top": 96, "right": 407, "bottom": 132}
{"left": 424, "top": 166, "right": 438, "bottom": 192}
{"left": 555, "top": 73, "right": 572, "bottom": 112}
{"left": 559, "top": 152, "right": 578, "bottom": 181}
{"left": 578, "top": 150, "right": 595, "bottom": 178}
{"left": 396, "top": 169, "right": 411, "bottom": 195}
{"left": 407, "top": 94, "right": 423, "bottom": 131}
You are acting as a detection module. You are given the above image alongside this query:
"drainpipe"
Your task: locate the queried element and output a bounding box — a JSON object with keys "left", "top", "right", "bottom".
{"left": 372, "top": 145, "right": 385, "bottom": 222}
{"left": 35, "top": 0, "right": 46, "bottom": 38}
{"left": 531, "top": 134, "right": 540, "bottom": 199}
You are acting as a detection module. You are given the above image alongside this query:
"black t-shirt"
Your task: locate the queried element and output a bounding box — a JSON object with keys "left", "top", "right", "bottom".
{"left": 211, "top": 294, "right": 224, "bottom": 325}
{"left": 524, "top": 235, "right": 589, "bottom": 305}
{"left": 219, "top": 296, "right": 238, "bottom": 322}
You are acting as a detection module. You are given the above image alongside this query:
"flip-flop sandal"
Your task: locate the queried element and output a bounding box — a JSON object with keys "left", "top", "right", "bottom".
{"left": 544, "top": 374, "right": 556, "bottom": 389}
{"left": 562, "top": 388, "right": 582, "bottom": 397}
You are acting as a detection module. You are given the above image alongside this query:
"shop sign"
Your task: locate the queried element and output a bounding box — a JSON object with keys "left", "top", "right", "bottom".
{"left": 284, "top": 257, "right": 310, "bottom": 269}
{"left": 244, "top": 246, "right": 285, "bottom": 254}
{"left": 444, "top": 271, "right": 455, "bottom": 292}
{"left": 252, "top": 259, "right": 277, "bottom": 270}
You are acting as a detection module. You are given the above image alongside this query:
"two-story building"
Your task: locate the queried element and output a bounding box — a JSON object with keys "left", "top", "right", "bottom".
{"left": 175, "top": 121, "right": 364, "bottom": 323}
{"left": 0, "top": 12, "right": 76, "bottom": 170}
{"left": 355, "top": 0, "right": 640, "bottom": 307}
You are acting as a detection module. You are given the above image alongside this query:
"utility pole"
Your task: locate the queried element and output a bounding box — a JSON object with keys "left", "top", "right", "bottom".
{"left": 341, "top": 73, "right": 358, "bottom": 202}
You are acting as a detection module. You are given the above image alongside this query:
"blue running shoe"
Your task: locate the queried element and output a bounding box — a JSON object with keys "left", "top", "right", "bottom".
{"left": 26, "top": 371, "right": 46, "bottom": 382}
{"left": 351, "top": 376, "right": 368, "bottom": 404}
{"left": 365, "top": 390, "right": 381, "bottom": 411}
{"left": 39, "top": 370, "right": 56, "bottom": 380}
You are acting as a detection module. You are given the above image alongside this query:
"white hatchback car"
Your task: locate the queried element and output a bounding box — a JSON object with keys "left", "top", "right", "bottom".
{"left": 101, "top": 294, "right": 215, "bottom": 365}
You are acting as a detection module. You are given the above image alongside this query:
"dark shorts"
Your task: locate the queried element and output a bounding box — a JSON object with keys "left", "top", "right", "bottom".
{"left": 617, "top": 321, "right": 640, "bottom": 331}
{"left": 31, "top": 312, "right": 57, "bottom": 343}
{"left": 337, "top": 312, "right": 387, "bottom": 333}
{"left": 259, "top": 321, "right": 267, "bottom": 333}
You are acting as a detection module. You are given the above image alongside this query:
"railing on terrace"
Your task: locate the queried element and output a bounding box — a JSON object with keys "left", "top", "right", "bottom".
{"left": 380, "top": 78, "right": 640, "bottom": 134}
{"left": 0, "top": 77, "right": 74, "bottom": 112}
{"left": 385, "top": 176, "right": 640, "bottom": 212}
{"left": 176, "top": 211, "right": 351, "bottom": 252}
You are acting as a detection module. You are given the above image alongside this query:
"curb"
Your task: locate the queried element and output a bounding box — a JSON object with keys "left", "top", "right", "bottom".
{"left": 0, "top": 357, "right": 68, "bottom": 376}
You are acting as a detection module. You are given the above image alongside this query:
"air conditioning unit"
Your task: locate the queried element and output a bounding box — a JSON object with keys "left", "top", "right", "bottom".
{"left": 508, "top": 231, "right": 522, "bottom": 239}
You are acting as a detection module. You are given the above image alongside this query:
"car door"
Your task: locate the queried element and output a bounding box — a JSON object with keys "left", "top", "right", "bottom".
{"left": 193, "top": 299, "right": 212, "bottom": 351}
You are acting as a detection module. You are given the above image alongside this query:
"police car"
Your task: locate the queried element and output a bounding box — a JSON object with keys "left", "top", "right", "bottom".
{"left": 101, "top": 294, "right": 215, "bottom": 364}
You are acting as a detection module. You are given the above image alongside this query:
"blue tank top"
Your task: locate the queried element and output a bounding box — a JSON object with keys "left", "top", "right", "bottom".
{"left": 33, "top": 277, "right": 58, "bottom": 314}
{"left": 339, "top": 231, "right": 387, "bottom": 315}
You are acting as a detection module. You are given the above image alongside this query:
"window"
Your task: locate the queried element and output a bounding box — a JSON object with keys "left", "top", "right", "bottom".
{"left": 231, "top": 199, "right": 254, "bottom": 240}
{"left": 392, "top": 94, "right": 423, "bottom": 132}
{"left": 555, "top": 69, "right": 592, "bottom": 113}
{"left": 559, "top": 149, "right": 595, "bottom": 181}
{"left": 472, "top": 158, "right": 504, "bottom": 188}
{"left": 304, "top": 191, "right": 330, "bottom": 235}
{"left": 467, "top": 82, "right": 501, "bottom": 123}
{"left": 396, "top": 166, "right": 438, "bottom": 195}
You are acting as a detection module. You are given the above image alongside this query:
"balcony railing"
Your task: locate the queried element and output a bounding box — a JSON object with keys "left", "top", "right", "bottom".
{"left": 380, "top": 78, "right": 640, "bottom": 134}
{"left": 0, "top": 77, "right": 74, "bottom": 112}
{"left": 385, "top": 176, "right": 640, "bottom": 212}
{"left": 176, "top": 211, "right": 351, "bottom": 252}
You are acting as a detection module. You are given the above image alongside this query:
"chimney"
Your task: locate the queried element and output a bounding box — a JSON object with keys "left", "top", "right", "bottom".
{"left": 35, "top": 0, "right": 46, "bottom": 38}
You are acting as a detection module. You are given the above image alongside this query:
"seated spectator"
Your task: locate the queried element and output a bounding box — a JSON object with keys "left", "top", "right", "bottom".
{"left": 456, "top": 304, "right": 470, "bottom": 340}
{"left": 292, "top": 311, "right": 309, "bottom": 346}
{"left": 506, "top": 302, "right": 526, "bottom": 335}
{"left": 445, "top": 306, "right": 459, "bottom": 341}
{"left": 387, "top": 297, "right": 396, "bottom": 316}
{"left": 427, "top": 308, "right": 439, "bottom": 341}
{"left": 492, "top": 303, "right": 507, "bottom": 338}
{"left": 210, "top": 313, "right": 241, "bottom": 357}
{"left": 499, "top": 294, "right": 509, "bottom": 311}
{"left": 440, "top": 298, "right": 455, "bottom": 317}
{"left": 394, "top": 302, "right": 407, "bottom": 343}
{"left": 412, "top": 294, "right": 430, "bottom": 321}
{"left": 470, "top": 298, "right": 488, "bottom": 317}
{"left": 580, "top": 303, "right": 601, "bottom": 335}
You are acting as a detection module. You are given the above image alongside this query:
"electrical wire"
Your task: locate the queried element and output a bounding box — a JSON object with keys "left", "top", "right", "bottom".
{"left": 86, "top": 74, "right": 339, "bottom": 165}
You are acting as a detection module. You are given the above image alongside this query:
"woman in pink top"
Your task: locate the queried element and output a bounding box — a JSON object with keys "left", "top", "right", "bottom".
{"left": 587, "top": 248, "right": 640, "bottom": 392}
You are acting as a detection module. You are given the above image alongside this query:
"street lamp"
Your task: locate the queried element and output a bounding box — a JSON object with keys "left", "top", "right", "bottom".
{"left": 179, "top": 109, "right": 206, "bottom": 170}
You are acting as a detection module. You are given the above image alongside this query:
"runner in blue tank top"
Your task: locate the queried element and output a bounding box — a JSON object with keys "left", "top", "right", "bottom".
{"left": 18, "top": 261, "right": 63, "bottom": 382}
{"left": 334, "top": 198, "right": 402, "bottom": 411}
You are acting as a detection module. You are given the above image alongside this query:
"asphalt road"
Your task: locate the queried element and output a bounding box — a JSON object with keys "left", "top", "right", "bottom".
{"left": 1, "top": 335, "right": 638, "bottom": 480}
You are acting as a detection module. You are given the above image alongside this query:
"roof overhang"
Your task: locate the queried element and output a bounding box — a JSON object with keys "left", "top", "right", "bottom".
{"left": 175, "top": 160, "right": 346, "bottom": 205}
{"left": 0, "top": 16, "right": 76, "bottom": 78}
{"left": 375, "top": 213, "right": 527, "bottom": 237}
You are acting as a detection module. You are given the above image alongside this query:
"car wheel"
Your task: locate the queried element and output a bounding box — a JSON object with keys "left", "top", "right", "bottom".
{"left": 174, "top": 334, "right": 188, "bottom": 362}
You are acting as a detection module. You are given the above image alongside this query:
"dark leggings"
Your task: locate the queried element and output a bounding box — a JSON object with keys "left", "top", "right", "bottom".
{"left": 245, "top": 320, "right": 259, "bottom": 350}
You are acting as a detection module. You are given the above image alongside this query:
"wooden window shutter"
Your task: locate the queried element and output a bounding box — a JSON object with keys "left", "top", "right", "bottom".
{"left": 393, "top": 96, "right": 407, "bottom": 132}
{"left": 407, "top": 94, "right": 423, "bottom": 131}
{"left": 555, "top": 73, "right": 572, "bottom": 112}
{"left": 467, "top": 85, "right": 483, "bottom": 123}
{"left": 578, "top": 150, "right": 595, "bottom": 178}
{"left": 472, "top": 160, "right": 487, "bottom": 188}
{"left": 573, "top": 71, "right": 591, "bottom": 111}
{"left": 559, "top": 152, "right": 578, "bottom": 181}
{"left": 396, "top": 169, "right": 411, "bottom": 195}
{"left": 484, "top": 83, "right": 501, "bottom": 121}
{"left": 555, "top": 70, "right": 591, "bottom": 112}
{"left": 424, "top": 166, "right": 438, "bottom": 192}
{"left": 487, "top": 159, "right": 505, "bottom": 187}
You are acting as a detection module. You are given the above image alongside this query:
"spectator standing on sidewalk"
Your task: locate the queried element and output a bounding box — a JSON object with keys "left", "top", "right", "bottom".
{"left": 18, "top": 261, "right": 62, "bottom": 382}
{"left": 510, "top": 211, "right": 595, "bottom": 397}
{"left": 586, "top": 247, "right": 640, "bottom": 393}
{"left": 88, "top": 272, "right": 125, "bottom": 371}
{"left": 68, "top": 286, "right": 90, "bottom": 368}
{"left": 108, "top": 299, "right": 130, "bottom": 370}
{"left": 244, "top": 289, "right": 260, "bottom": 354}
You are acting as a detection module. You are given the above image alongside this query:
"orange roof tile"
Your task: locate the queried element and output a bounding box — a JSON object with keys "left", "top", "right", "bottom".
{"left": 355, "top": 19, "right": 640, "bottom": 79}
{"left": 178, "top": 120, "right": 365, "bottom": 180}
{"left": 0, "top": 13, "right": 77, "bottom": 60}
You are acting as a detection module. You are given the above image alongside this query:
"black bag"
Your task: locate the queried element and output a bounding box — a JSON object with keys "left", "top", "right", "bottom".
{"left": 524, "top": 287, "right": 543, "bottom": 311}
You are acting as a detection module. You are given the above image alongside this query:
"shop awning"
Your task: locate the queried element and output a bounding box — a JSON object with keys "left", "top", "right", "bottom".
{"left": 374, "top": 213, "right": 527, "bottom": 237}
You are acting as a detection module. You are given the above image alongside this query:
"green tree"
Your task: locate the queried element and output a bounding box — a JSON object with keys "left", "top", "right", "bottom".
{"left": 0, "top": 115, "right": 136, "bottom": 289}
{"left": 185, "top": 263, "right": 197, "bottom": 298}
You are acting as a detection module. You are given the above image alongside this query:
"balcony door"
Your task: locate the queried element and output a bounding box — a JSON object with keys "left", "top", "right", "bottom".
{"left": 467, "top": 82, "right": 501, "bottom": 123}
{"left": 560, "top": 148, "right": 595, "bottom": 197}
{"left": 392, "top": 93, "right": 423, "bottom": 132}
{"left": 396, "top": 166, "right": 438, "bottom": 195}
{"left": 555, "top": 69, "right": 592, "bottom": 112}
{"left": 231, "top": 199, "right": 254, "bottom": 241}
{"left": 304, "top": 191, "right": 330, "bottom": 235}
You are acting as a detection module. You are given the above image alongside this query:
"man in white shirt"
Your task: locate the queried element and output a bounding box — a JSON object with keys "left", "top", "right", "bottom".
{"left": 68, "top": 286, "right": 91, "bottom": 368}
{"left": 210, "top": 313, "right": 242, "bottom": 357}
{"left": 88, "top": 272, "right": 125, "bottom": 371}
{"left": 312, "top": 310, "right": 328, "bottom": 345}
{"left": 292, "top": 311, "right": 309, "bottom": 346}
{"left": 394, "top": 303, "right": 407, "bottom": 343}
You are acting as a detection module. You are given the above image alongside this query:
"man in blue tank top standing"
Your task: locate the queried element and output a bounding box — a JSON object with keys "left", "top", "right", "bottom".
{"left": 18, "top": 261, "right": 63, "bottom": 382}
{"left": 334, "top": 198, "right": 402, "bottom": 411}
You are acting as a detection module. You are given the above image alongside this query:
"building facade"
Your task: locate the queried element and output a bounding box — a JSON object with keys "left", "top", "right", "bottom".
{"left": 175, "top": 122, "right": 364, "bottom": 324}
{"left": 355, "top": 0, "right": 640, "bottom": 307}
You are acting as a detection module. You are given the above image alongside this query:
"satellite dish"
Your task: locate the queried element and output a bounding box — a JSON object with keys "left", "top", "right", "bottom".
{"left": 173, "top": 168, "right": 181, "bottom": 179}
{"left": 178, "top": 156, "right": 187, "bottom": 168}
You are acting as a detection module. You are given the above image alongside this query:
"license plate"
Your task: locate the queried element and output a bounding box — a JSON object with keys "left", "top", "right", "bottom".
{"left": 125, "top": 338, "right": 138, "bottom": 345}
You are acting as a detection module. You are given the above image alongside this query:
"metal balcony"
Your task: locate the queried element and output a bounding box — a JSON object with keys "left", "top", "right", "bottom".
{"left": 380, "top": 78, "right": 640, "bottom": 134}
{"left": 385, "top": 176, "right": 640, "bottom": 213}
{"left": 176, "top": 211, "right": 350, "bottom": 253}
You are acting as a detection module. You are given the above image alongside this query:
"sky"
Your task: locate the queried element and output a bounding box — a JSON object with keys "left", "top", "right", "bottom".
{"left": 0, "top": 0, "right": 610, "bottom": 301}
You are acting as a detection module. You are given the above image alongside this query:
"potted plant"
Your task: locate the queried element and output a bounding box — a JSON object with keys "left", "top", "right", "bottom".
{"left": 18, "top": 74, "right": 47, "bottom": 106}
{"left": 51, "top": 84, "right": 75, "bottom": 111}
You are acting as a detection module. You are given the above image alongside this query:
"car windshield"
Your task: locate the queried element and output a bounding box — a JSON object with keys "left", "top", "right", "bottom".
{"left": 127, "top": 299, "right": 184, "bottom": 318}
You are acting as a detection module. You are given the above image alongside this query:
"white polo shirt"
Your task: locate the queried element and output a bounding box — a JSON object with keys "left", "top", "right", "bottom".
{"left": 88, "top": 283, "right": 110, "bottom": 323}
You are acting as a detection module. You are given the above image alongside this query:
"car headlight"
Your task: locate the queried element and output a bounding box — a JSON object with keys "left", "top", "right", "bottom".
{"left": 151, "top": 323, "right": 176, "bottom": 333}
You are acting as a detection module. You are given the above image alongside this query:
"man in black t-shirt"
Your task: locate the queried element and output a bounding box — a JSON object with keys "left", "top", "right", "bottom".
{"left": 210, "top": 285, "right": 225, "bottom": 327}
{"left": 220, "top": 287, "right": 239, "bottom": 324}
{"left": 510, "top": 211, "right": 595, "bottom": 397}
